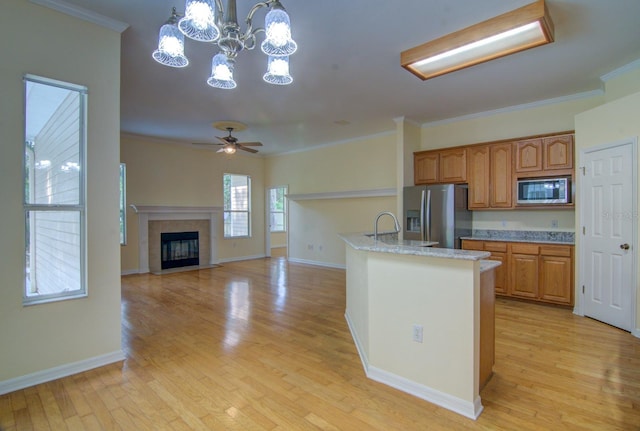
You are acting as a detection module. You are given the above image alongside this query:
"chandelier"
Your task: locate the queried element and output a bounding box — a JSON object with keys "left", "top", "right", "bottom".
{"left": 153, "top": 0, "right": 297, "bottom": 89}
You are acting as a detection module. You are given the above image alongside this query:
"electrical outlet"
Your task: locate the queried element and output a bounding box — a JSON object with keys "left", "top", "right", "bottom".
{"left": 501, "top": 220, "right": 507, "bottom": 227}
{"left": 412, "top": 324, "right": 423, "bottom": 343}
{"left": 307, "top": 244, "right": 314, "bottom": 250}
{"left": 551, "top": 219, "right": 559, "bottom": 228}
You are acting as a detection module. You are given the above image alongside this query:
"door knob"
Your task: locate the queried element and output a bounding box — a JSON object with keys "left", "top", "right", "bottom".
{"left": 620, "top": 243, "right": 630, "bottom": 250}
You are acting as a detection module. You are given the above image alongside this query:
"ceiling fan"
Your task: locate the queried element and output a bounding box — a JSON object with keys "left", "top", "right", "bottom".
{"left": 193, "top": 123, "right": 263, "bottom": 154}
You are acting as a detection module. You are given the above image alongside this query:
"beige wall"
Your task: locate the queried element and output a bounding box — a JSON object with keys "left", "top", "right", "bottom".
{"left": 0, "top": 0, "right": 122, "bottom": 384}
{"left": 575, "top": 89, "right": 640, "bottom": 335}
{"left": 266, "top": 134, "right": 397, "bottom": 267}
{"left": 120, "top": 134, "right": 266, "bottom": 273}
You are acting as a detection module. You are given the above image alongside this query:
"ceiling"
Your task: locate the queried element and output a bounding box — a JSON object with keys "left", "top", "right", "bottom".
{"left": 49, "top": 0, "right": 640, "bottom": 155}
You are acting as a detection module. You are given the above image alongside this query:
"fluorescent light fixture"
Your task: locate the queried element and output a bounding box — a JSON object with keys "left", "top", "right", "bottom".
{"left": 401, "top": 0, "right": 554, "bottom": 80}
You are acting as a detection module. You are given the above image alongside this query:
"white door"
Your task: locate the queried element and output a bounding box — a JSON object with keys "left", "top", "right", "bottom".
{"left": 581, "top": 141, "right": 636, "bottom": 331}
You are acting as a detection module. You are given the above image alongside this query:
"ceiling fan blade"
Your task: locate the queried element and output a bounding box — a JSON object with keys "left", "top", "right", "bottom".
{"left": 238, "top": 145, "right": 259, "bottom": 153}
{"left": 237, "top": 141, "right": 263, "bottom": 146}
{"left": 215, "top": 136, "right": 230, "bottom": 144}
{"left": 192, "top": 142, "right": 223, "bottom": 146}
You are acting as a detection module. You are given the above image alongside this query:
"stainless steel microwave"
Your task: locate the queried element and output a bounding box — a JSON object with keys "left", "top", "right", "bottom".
{"left": 516, "top": 177, "right": 570, "bottom": 204}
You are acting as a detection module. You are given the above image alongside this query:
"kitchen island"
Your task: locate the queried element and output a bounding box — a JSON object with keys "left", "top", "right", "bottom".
{"left": 340, "top": 232, "right": 499, "bottom": 420}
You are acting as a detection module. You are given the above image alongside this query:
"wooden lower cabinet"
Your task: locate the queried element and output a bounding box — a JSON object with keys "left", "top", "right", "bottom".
{"left": 462, "top": 239, "right": 574, "bottom": 306}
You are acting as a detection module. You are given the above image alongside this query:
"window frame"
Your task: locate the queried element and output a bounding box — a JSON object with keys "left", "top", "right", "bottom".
{"left": 23, "top": 74, "right": 88, "bottom": 305}
{"left": 223, "top": 173, "right": 252, "bottom": 239}
{"left": 269, "top": 186, "right": 287, "bottom": 233}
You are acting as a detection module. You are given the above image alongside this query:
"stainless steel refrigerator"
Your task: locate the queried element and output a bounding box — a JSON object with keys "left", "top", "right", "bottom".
{"left": 403, "top": 184, "right": 472, "bottom": 249}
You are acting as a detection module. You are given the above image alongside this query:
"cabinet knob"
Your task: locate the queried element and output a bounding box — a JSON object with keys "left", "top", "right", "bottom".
{"left": 620, "top": 243, "right": 630, "bottom": 250}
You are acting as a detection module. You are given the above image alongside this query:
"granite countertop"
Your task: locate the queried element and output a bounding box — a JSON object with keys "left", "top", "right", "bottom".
{"left": 479, "top": 260, "right": 502, "bottom": 273}
{"left": 461, "top": 229, "right": 575, "bottom": 245}
{"left": 339, "top": 232, "right": 490, "bottom": 261}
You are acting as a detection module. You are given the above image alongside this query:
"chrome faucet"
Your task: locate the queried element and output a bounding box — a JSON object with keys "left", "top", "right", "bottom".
{"left": 374, "top": 211, "right": 401, "bottom": 241}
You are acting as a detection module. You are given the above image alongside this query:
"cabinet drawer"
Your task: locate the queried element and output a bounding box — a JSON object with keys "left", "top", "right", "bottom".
{"left": 462, "top": 240, "right": 484, "bottom": 251}
{"left": 510, "top": 243, "right": 539, "bottom": 255}
{"left": 484, "top": 242, "right": 507, "bottom": 252}
{"left": 540, "top": 245, "right": 572, "bottom": 257}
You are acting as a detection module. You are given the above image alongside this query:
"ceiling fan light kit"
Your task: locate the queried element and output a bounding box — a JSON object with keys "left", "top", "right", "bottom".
{"left": 401, "top": 0, "right": 554, "bottom": 81}
{"left": 153, "top": 0, "right": 296, "bottom": 89}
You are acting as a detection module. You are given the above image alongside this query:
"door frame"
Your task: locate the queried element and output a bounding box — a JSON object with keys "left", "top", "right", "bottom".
{"left": 576, "top": 138, "right": 638, "bottom": 337}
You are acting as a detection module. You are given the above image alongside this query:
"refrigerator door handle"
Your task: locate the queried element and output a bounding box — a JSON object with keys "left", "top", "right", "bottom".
{"left": 420, "top": 190, "right": 426, "bottom": 241}
{"left": 425, "top": 189, "right": 432, "bottom": 242}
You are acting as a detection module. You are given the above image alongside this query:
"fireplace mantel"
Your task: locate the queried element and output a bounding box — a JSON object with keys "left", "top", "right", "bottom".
{"left": 131, "top": 205, "right": 222, "bottom": 273}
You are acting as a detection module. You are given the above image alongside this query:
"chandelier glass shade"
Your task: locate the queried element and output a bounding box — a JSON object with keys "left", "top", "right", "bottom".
{"left": 263, "top": 56, "right": 292, "bottom": 85}
{"left": 153, "top": 0, "right": 297, "bottom": 89}
{"left": 152, "top": 9, "right": 189, "bottom": 68}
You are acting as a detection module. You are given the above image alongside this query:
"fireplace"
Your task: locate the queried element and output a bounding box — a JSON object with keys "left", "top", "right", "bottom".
{"left": 161, "top": 231, "right": 200, "bottom": 269}
{"left": 131, "top": 205, "right": 221, "bottom": 274}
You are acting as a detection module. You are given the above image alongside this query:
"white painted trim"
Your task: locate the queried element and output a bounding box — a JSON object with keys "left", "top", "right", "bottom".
{"left": 600, "top": 58, "right": 640, "bottom": 82}
{"left": 29, "top": 0, "right": 129, "bottom": 33}
{"left": 366, "top": 366, "right": 483, "bottom": 420}
{"left": 422, "top": 89, "right": 603, "bottom": 129}
{"left": 287, "top": 257, "right": 346, "bottom": 270}
{"left": 0, "top": 350, "right": 125, "bottom": 396}
{"left": 344, "top": 312, "right": 369, "bottom": 371}
{"left": 287, "top": 188, "right": 396, "bottom": 201}
{"left": 217, "top": 254, "right": 267, "bottom": 264}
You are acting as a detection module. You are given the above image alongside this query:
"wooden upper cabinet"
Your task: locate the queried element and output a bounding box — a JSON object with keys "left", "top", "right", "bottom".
{"left": 515, "top": 139, "right": 543, "bottom": 173}
{"left": 439, "top": 148, "right": 467, "bottom": 183}
{"left": 414, "top": 152, "right": 439, "bottom": 184}
{"left": 467, "top": 145, "right": 491, "bottom": 209}
{"left": 543, "top": 134, "right": 573, "bottom": 171}
{"left": 514, "top": 133, "right": 574, "bottom": 176}
{"left": 414, "top": 148, "right": 466, "bottom": 185}
{"left": 489, "top": 143, "right": 513, "bottom": 208}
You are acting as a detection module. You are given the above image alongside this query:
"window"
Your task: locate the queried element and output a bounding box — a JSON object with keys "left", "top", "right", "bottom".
{"left": 223, "top": 174, "right": 251, "bottom": 238}
{"left": 119, "top": 163, "right": 127, "bottom": 245}
{"left": 269, "top": 186, "right": 287, "bottom": 232}
{"left": 24, "top": 75, "right": 87, "bottom": 305}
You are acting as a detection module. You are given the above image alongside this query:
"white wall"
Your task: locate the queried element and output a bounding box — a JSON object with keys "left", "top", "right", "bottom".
{"left": 0, "top": 0, "right": 123, "bottom": 388}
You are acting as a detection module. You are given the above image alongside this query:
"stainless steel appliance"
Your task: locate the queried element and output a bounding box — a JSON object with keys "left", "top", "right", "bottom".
{"left": 516, "top": 177, "right": 570, "bottom": 205}
{"left": 403, "top": 184, "right": 471, "bottom": 249}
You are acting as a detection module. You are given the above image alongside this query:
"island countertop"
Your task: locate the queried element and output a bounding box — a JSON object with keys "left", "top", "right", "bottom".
{"left": 339, "top": 232, "right": 490, "bottom": 261}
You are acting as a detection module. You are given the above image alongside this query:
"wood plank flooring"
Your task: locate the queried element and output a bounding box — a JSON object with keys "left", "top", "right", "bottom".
{"left": 1, "top": 256, "right": 639, "bottom": 430}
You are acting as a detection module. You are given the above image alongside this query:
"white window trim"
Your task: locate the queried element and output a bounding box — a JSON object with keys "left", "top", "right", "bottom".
{"left": 223, "top": 173, "right": 252, "bottom": 239}
{"left": 23, "top": 74, "right": 88, "bottom": 306}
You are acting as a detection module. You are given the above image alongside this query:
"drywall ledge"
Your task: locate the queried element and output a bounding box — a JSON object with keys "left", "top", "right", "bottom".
{"left": 287, "top": 188, "right": 396, "bottom": 201}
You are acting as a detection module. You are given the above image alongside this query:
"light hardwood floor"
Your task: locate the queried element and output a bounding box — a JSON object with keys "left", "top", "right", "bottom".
{"left": 1, "top": 256, "right": 639, "bottom": 430}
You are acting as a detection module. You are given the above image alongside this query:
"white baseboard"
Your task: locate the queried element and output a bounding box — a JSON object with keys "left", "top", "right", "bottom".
{"left": 287, "top": 257, "right": 346, "bottom": 270}
{"left": 218, "top": 254, "right": 266, "bottom": 263}
{"left": 121, "top": 268, "right": 139, "bottom": 276}
{"left": 367, "top": 366, "right": 483, "bottom": 420}
{"left": 345, "top": 313, "right": 483, "bottom": 420}
{"left": 0, "top": 350, "right": 126, "bottom": 396}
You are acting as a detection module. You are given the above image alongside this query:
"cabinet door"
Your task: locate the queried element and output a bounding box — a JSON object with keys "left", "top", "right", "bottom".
{"left": 414, "top": 152, "right": 439, "bottom": 185}
{"left": 510, "top": 253, "right": 538, "bottom": 298}
{"left": 543, "top": 135, "right": 573, "bottom": 170}
{"left": 515, "top": 139, "right": 543, "bottom": 173}
{"left": 539, "top": 255, "right": 573, "bottom": 304}
{"left": 467, "top": 145, "right": 490, "bottom": 209}
{"left": 490, "top": 143, "right": 513, "bottom": 208}
{"left": 439, "top": 148, "right": 467, "bottom": 183}
{"left": 489, "top": 251, "right": 508, "bottom": 295}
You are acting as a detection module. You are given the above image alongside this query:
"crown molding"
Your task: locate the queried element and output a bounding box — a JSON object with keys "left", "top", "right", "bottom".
{"left": 601, "top": 58, "right": 640, "bottom": 82}
{"left": 30, "top": 0, "right": 129, "bottom": 33}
